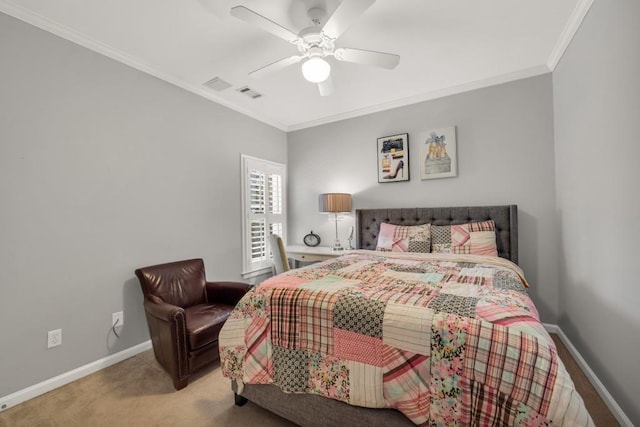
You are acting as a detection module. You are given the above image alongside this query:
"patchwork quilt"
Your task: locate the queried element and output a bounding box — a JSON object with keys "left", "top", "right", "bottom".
{"left": 219, "top": 251, "right": 593, "bottom": 426}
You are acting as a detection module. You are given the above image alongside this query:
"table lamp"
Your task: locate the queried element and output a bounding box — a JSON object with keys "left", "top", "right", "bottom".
{"left": 319, "top": 193, "right": 352, "bottom": 252}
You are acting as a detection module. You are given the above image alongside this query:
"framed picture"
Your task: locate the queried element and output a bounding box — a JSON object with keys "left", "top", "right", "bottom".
{"left": 419, "top": 126, "right": 457, "bottom": 180}
{"left": 377, "top": 133, "right": 409, "bottom": 183}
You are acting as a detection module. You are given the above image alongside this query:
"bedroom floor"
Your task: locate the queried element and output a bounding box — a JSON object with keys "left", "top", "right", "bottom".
{"left": 0, "top": 334, "right": 617, "bottom": 426}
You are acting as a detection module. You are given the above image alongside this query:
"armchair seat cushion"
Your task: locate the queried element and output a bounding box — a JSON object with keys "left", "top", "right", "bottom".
{"left": 185, "top": 303, "right": 235, "bottom": 350}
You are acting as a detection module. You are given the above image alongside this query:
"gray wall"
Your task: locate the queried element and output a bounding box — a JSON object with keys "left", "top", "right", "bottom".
{"left": 288, "top": 74, "right": 559, "bottom": 323}
{"left": 0, "top": 13, "right": 286, "bottom": 397}
{"left": 3, "top": 1, "right": 638, "bottom": 421}
{"left": 553, "top": 0, "right": 640, "bottom": 424}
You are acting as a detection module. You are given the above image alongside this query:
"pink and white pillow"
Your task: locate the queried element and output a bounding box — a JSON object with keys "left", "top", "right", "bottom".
{"left": 376, "top": 223, "right": 431, "bottom": 253}
{"left": 431, "top": 220, "right": 498, "bottom": 257}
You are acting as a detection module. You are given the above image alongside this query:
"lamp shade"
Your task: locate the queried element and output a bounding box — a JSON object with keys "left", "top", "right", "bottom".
{"left": 319, "top": 193, "right": 352, "bottom": 213}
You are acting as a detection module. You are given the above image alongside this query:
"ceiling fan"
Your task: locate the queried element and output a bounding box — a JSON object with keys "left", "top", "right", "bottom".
{"left": 230, "top": 0, "right": 400, "bottom": 96}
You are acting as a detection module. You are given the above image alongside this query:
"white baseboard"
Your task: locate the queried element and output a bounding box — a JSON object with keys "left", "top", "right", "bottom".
{"left": 0, "top": 340, "right": 152, "bottom": 412}
{"left": 543, "top": 324, "right": 633, "bottom": 427}
{"left": 1, "top": 329, "right": 634, "bottom": 426}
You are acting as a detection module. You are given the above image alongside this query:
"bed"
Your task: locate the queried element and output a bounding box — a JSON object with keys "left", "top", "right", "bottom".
{"left": 220, "top": 205, "right": 593, "bottom": 426}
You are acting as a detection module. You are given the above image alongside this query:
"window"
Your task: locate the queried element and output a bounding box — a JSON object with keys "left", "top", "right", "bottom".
{"left": 241, "top": 155, "right": 286, "bottom": 277}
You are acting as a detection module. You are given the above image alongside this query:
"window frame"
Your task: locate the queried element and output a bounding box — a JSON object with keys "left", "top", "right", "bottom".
{"left": 240, "top": 154, "right": 287, "bottom": 278}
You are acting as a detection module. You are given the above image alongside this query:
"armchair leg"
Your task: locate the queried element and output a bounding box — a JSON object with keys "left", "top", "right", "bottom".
{"left": 234, "top": 393, "right": 248, "bottom": 406}
{"left": 173, "top": 377, "right": 188, "bottom": 390}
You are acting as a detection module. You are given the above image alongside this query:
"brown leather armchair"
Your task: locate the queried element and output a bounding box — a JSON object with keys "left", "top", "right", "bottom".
{"left": 135, "top": 258, "right": 251, "bottom": 390}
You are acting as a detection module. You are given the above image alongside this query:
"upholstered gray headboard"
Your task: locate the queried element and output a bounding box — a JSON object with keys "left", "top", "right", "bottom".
{"left": 355, "top": 205, "right": 518, "bottom": 264}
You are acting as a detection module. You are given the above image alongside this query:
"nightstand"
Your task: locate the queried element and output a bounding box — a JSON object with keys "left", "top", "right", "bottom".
{"left": 286, "top": 245, "right": 346, "bottom": 268}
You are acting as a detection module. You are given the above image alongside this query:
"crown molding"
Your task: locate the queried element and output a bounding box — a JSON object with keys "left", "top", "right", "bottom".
{"left": 1, "top": 0, "right": 589, "bottom": 134}
{"left": 0, "top": 1, "right": 288, "bottom": 132}
{"left": 547, "top": 0, "right": 594, "bottom": 71}
{"left": 286, "top": 65, "right": 551, "bottom": 132}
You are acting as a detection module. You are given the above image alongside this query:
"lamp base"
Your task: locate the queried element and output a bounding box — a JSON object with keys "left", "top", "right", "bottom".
{"left": 331, "top": 240, "right": 345, "bottom": 252}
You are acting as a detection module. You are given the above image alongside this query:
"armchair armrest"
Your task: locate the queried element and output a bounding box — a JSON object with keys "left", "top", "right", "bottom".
{"left": 143, "top": 294, "right": 184, "bottom": 322}
{"left": 205, "top": 281, "right": 252, "bottom": 306}
{"left": 141, "top": 294, "right": 189, "bottom": 389}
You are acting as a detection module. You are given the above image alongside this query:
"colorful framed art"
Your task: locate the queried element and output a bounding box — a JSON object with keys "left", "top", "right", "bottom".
{"left": 419, "top": 126, "right": 457, "bottom": 180}
{"left": 377, "top": 133, "right": 409, "bottom": 183}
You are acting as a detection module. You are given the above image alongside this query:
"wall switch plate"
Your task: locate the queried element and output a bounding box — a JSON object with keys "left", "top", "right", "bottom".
{"left": 112, "top": 311, "right": 123, "bottom": 327}
{"left": 47, "top": 329, "right": 62, "bottom": 348}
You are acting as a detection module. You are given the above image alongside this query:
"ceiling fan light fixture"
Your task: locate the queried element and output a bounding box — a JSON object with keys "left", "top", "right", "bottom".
{"left": 302, "top": 57, "right": 331, "bottom": 83}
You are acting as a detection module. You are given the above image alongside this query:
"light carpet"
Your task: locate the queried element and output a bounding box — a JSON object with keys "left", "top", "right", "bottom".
{"left": 0, "top": 334, "right": 617, "bottom": 426}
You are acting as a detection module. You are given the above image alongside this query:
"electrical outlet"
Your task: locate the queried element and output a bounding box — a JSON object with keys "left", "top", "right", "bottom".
{"left": 47, "top": 329, "right": 62, "bottom": 348}
{"left": 112, "top": 311, "right": 123, "bottom": 327}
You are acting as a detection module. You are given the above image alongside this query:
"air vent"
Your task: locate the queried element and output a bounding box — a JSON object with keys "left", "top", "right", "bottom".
{"left": 203, "top": 77, "right": 232, "bottom": 92}
{"left": 237, "top": 86, "right": 262, "bottom": 99}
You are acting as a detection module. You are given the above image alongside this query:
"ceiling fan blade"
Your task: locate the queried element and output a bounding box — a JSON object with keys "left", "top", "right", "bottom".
{"left": 230, "top": 6, "right": 299, "bottom": 43}
{"left": 334, "top": 47, "right": 400, "bottom": 69}
{"left": 249, "top": 55, "right": 303, "bottom": 79}
{"left": 318, "top": 76, "right": 334, "bottom": 96}
{"left": 321, "top": 0, "right": 376, "bottom": 40}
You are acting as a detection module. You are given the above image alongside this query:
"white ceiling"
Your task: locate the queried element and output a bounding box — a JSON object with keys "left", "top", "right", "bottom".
{"left": 0, "top": 0, "right": 591, "bottom": 131}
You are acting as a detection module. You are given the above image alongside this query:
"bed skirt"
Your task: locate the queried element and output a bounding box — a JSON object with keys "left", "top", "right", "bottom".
{"left": 233, "top": 380, "right": 414, "bottom": 427}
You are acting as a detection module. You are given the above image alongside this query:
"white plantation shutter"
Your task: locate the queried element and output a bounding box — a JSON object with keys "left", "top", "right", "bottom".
{"left": 250, "top": 219, "right": 266, "bottom": 262}
{"left": 242, "top": 155, "right": 286, "bottom": 276}
{"left": 249, "top": 170, "right": 267, "bottom": 263}
{"left": 269, "top": 174, "right": 282, "bottom": 214}
{"left": 250, "top": 170, "right": 266, "bottom": 214}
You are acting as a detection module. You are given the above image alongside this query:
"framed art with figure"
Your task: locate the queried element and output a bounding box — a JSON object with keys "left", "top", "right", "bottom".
{"left": 420, "top": 126, "right": 457, "bottom": 180}
{"left": 377, "top": 133, "right": 409, "bottom": 183}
